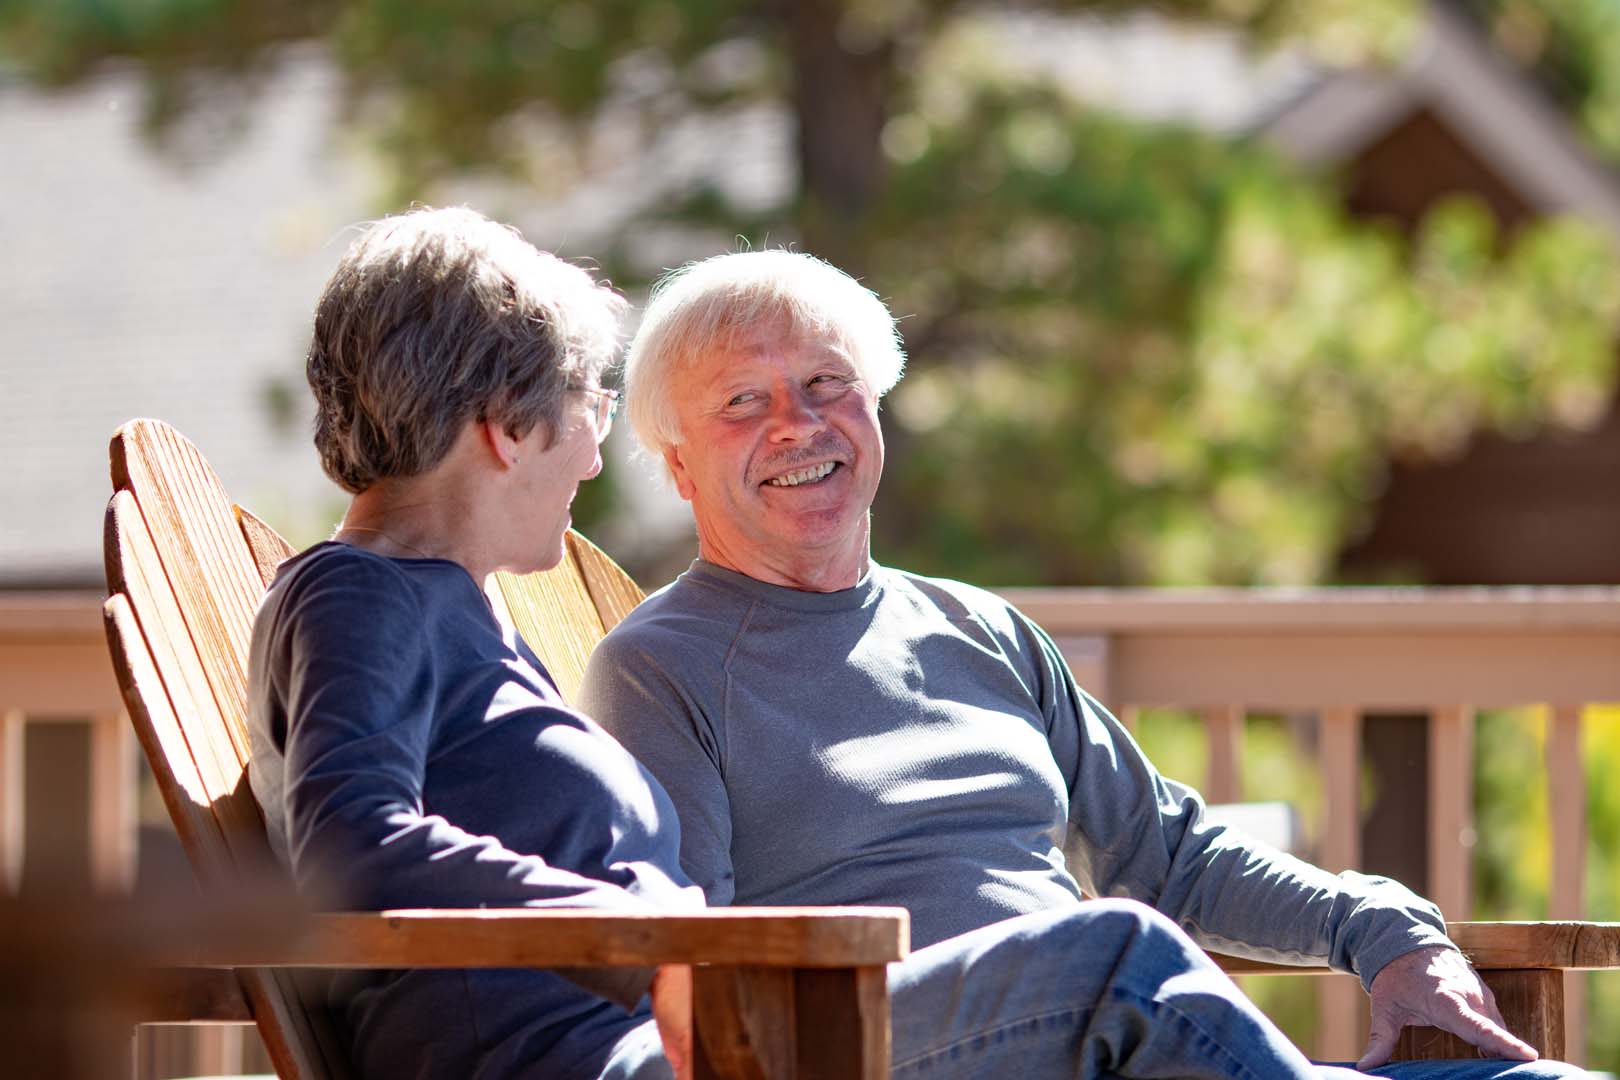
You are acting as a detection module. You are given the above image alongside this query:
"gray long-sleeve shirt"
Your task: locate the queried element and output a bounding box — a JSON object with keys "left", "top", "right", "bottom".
{"left": 579, "top": 559, "right": 1453, "bottom": 989}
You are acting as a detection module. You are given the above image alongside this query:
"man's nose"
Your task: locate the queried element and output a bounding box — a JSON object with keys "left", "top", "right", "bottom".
{"left": 584, "top": 444, "right": 604, "bottom": 480}
{"left": 766, "top": 390, "right": 823, "bottom": 440}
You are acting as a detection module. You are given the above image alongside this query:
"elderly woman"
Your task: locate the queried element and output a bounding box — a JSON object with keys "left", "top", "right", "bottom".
{"left": 248, "top": 207, "right": 1369, "bottom": 1080}
{"left": 248, "top": 207, "right": 697, "bottom": 1079}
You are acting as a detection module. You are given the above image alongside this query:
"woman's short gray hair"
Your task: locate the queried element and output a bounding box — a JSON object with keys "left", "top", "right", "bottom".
{"left": 307, "top": 205, "right": 625, "bottom": 494}
{"left": 625, "top": 250, "right": 905, "bottom": 460}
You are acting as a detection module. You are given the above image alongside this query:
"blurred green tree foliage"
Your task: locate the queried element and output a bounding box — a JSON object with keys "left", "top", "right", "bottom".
{"left": 3, "top": 0, "right": 1612, "bottom": 584}
{"left": 1481, "top": 0, "right": 1620, "bottom": 164}
{"left": 0, "top": 3, "right": 1587, "bottom": 573}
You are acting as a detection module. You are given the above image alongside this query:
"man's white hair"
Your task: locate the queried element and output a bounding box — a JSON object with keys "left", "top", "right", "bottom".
{"left": 625, "top": 250, "right": 906, "bottom": 460}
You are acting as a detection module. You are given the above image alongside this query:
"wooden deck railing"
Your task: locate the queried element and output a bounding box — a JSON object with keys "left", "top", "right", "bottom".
{"left": 3, "top": 587, "right": 1619, "bottom": 1067}
{"left": 1003, "top": 585, "right": 1620, "bottom": 1063}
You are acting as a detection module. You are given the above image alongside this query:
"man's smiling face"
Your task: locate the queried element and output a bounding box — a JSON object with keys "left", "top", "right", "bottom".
{"left": 663, "top": 321, "right": 884, "bottom": 591}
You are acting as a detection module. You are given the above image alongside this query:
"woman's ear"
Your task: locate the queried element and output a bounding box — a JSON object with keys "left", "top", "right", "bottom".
{"left": 479, "top": 417, "right": 524, "bottom": 469}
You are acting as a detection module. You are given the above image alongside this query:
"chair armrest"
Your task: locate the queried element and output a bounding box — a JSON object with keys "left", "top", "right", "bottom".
{"left": 1450, "top": 920, "right": 1620, "bottom": 970}
{"left": 1212, "top": 919, "right": 1620, "bottom": 976}
{"left": 161, "top": 907, "right": 910, "bottom": 970}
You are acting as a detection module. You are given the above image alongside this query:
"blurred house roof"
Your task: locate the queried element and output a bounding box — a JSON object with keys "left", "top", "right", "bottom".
{"left": 1257, "top": 1, "right": 1620, "bottom": 234}
{"left": 0, "top": 52, "right": 372, "bottom": 586}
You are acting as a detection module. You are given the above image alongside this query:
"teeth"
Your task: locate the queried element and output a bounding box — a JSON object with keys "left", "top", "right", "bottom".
{"left": 767, "top": 461, "right": 836, "bottom": 487}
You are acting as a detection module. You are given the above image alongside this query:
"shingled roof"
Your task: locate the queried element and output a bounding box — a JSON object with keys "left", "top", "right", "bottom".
{"left": 1, "top": 53, "right": 374, "bottom": 586}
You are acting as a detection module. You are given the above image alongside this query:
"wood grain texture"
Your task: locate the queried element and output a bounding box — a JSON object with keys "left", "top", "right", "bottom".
{"left": 1213, "top": 921, "right": 1620, "bottom": 976}
{"left": 694, "top": 967, "right": 794, "bottom": 1080}
{"left": 137, "top": 967, "right": 254, "bottom": 1023}
{"left": 1450, "top": 921, "right": 1620, "bottom": 970}
{"left": 101, "top": 593, "right": 235, "bottom": 885}
{"left": 163, "top": 908, "right": 908, "bottom": 969}
{"left": 568, "top": 529, "right": 646, "bottom": 632}
{"left": 109, "top": 421, "right": 265, "bottom": 758}
{"left": 793, "top": 967, "right": 889, "bottom": 1080}
{"left": 494, "top": 542, "right": 609, "bottom": 702}
{"left": 103, "top": 494, "right": 268, "bottom": 878}
{"left": 236, "top": 505, "right": 296, "bottom": 589}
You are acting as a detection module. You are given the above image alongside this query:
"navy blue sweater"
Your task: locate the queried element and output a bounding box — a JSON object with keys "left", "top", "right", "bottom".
{"left": 248, "top": 543, "right": 700, "bottom": 1079}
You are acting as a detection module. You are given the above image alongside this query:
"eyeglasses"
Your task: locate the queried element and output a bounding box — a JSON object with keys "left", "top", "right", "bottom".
{"left": 569, "top": 384, "right": 620, "bottom": 442}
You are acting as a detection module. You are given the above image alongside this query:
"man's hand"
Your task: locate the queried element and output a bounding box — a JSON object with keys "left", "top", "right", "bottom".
{"left": 651, "top": 964, "right": 694, "bottom": 1080}
{"left": 1358, "top": 945, "right": 1538, "bottom": 1069}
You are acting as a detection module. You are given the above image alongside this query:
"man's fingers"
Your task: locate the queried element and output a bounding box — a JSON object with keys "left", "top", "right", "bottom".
{"left": 1433, "top": 1002, "right": 1538, "bottom": 1062}
{"left": 1356, "top": 1014, "right": 1401, "bottom": 1071}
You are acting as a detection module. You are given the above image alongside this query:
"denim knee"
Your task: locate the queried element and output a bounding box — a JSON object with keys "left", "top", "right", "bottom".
{"left": 1049, "top": 897, "right": 1202, "bottom": 958}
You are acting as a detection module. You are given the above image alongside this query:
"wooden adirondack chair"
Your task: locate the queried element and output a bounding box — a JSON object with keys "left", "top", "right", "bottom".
{"left": 101, "top": 418, "right": 904, "bottom": 1080}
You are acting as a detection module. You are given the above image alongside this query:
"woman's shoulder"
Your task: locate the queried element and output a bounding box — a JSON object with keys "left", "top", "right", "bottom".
{"left": 261, "top": 541, "right": 447, "bottom": 641}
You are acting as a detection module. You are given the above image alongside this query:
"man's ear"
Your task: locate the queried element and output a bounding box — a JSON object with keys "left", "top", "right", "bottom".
{"left": 663, "top": 444, "right": 697, "bottom": 502}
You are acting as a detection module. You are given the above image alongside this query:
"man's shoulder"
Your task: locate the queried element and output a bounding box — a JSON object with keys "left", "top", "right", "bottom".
{"left": 879, "top": 564, "right": 1027, "bottom": 628}
{"left": 596, "top": 571, "right": 751, "bottom": 660}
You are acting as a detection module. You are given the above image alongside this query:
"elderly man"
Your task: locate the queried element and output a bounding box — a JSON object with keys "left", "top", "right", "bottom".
{"left": 580, "top": 250, "right": 1578, "bottom": 1079}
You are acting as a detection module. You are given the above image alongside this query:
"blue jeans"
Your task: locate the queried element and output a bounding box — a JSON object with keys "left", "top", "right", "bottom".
{"left": 886, "top": 902, "right": 1587, "bottom": 1080}
{"left": 601, "top": 900, "right": 1587, "bottom": 1079}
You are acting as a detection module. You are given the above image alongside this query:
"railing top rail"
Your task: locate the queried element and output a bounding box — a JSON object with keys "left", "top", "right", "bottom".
{"left": 0, "top": 591, "right": 109, "bottom": 636}
{"left": 1001, "top": 587, "right": 1620, "bottom": 633}
{"left": 5, "top": 587, "right": 1620, "bottom": 638}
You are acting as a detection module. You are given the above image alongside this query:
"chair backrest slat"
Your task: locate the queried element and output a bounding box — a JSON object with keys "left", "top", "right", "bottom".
{"left": 102, "top": 591, "right": 236, "bottom": 883}
{"left": 110, "top": 421, "right": 265, "bottom": 761}
{"left": 103, "top": 419, "right": 352, "bottom": 1080}
{"left": 568, "top": 531, "right": 646, "bottom": 634}
{"left": 237, "top": 505, "right": 298, "bottom": 590}
{"left": 494, "top": 531, "right": 645, "bottom": 703}
{"left": 105, "top": 490, "right": 265, "bottom": 862}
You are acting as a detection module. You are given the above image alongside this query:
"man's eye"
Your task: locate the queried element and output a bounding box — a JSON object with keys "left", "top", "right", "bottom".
{"left": 726, "top": 392, "right": 758, "bottom": 407}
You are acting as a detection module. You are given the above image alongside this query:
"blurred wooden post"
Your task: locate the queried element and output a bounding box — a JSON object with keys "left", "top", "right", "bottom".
{"left": 0, "top": 711, "right": 21, "bottom": 894}
{"left": 1427, "top": 706, "right": 1474, "bottom": 920}
{"left": 1201, "top": 705, "right": 1243, "bottom": 805}
{"left": 192, "top": 1025, "right": 246, "bottom": 1076}
{"left": 88, "top": 712, "right": 137, "bottom": 894}
{"left": 1547, "top": 705, "right": 1586, "bottom": 1065}
{"left": 1058, "top": 635, "right": 1111, "bottom": 712}
{"left": 1318, "top": 706, "right": 1365, "bottom": 1062}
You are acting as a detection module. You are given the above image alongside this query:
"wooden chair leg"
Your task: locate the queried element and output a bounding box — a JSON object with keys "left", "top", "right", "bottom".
{"left": 1395, "top": 969, "right": 1564, "bottom": 1061}
{"left": 694, "top": 966, "right": 794, "bottom": 1079}
{"left": 792, "top": 967, "right": 888, "bottom": 1080}
{"left": 692, "top": 965, "right": 890, "bottom": 1080}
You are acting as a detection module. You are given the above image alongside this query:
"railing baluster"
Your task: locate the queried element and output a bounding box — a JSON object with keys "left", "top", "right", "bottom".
{"left": 1428, "top": 705, "right": 1475, "bottom": 920}
{"left": 1059, "top": 634, "right": 1112, "bottom": 713}
{"left": 1547, "top": 704, "right": 1587, "bottom": 1065}
{"left": 1318, "top": 705, "right": 1364, "bottom": 1062}
{"left": 1202, "top": 705, "right": 1244, "bottom": 805}
{"left": 0, "top": 710, "right": 22, "bottom": 895}
{"left": 88, "top": 712, "right": 137, "bottom": 894}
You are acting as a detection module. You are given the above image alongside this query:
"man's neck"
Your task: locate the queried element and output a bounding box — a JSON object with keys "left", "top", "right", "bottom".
{"left": 697, "top": 534, "right": 870, "bottom": 593}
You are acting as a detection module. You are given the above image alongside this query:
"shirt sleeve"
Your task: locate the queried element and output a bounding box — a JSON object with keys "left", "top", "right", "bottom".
{"left": 264, "top": 556, "right": 658, "bottom": 1008}
{"left": 579, "top": 626, "right": 738, "bottom": 908}
{"left": 1021, "top": 611, "right": 1454, "bottom": 990}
